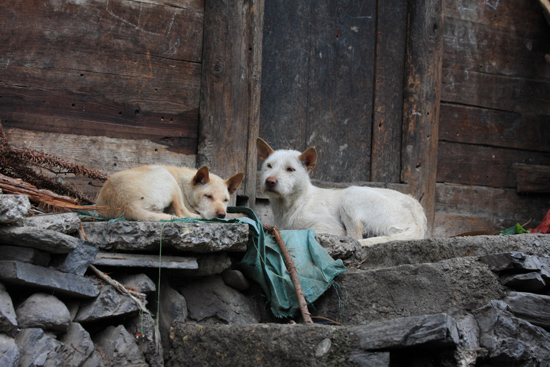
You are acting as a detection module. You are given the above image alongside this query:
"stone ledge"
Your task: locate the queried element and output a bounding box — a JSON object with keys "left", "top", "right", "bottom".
{"left": 81, "top": 221, "right": 249, "bottom": 253}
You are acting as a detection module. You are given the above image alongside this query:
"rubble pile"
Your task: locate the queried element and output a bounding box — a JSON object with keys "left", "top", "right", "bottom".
{"left": 1, "top": 192, "right": 550, "bottom": 366}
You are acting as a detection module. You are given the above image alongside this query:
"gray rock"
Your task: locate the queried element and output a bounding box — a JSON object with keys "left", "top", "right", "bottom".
{"left": 314, "top": 257, "right": 504, "bottom": 325}
{"left": 125, "top": 312, "right": 163, "bottom": 367}
{"left": 0, "top": 283, "right": 17, "bottom": 336}
{"left": 21, "top": 212, "right": 81, "bottom": 234}
{"left": 16, "top": 293, "right": 71, "bottom": 333}
{"left": 474, "top": 300, "right": 550, "bottom": 364}
{"left": 157, "top": 280, "right": 187, "bottom": 355}
{"left": 0, "top": 245, "right": 50, "bottom": 266}
{"left": 221, "top": 269, "right": 250, "bottom": 291}
{"left": 15, "top": 328, "right": 67, "bottom": 367}
{"left": 59, "top": 323, "right": 96, "bottom": 367}
{"left": 350, "top": 313, "right": 459, "bottom": 350}
{"left": 0, "top": 195, "right": 30, "bottom": 224}
{"left": 93, "top": 325, "right": 148, "bottom": 367}
{"left": 500, "top": 272, "right": 546, "bottom": 293}
{"left": 93, "top": 251, "right": 197, "bottom": 270}
{"left": 504, "top": 291, "right": 550, "bottom": 329}
{"left": 316, "top": 233, "right": 362, "bottom": 261}
{"left": 478, "top": 252, "right": 545, "bottom": 272}
{"left": 75, "top": 285, "right": 139, "bottom": 323}
{"left": 113, "top": 273, "right": 157, "bottom": 294}
{"left": 54, "top": 240, "right": 99, "bottom": 275}
{"left": 0, "top": 260, "right": 100, "bottom": 298}
{"left": 81, "top": 348, "right": 105, "bottom": 367}
{"left": 179, "top": 276, "right": 260, "bottom": 324}
{"left": 166, "top": 323, "right": 335, "bottom": 367}
{"left": 359, "top": 234, "right": 550, "bottom": 270}
{"left": 347, "top": 351, "right": 390, "bottom": 367}
{"left": 0, "top": 226, "right": 80, "bottom": 254}
{"left": 81, "top": 221, "right": 249, "bottom": 253}
{"left": 0, "top": 333, "right": 19, "bottom": 367}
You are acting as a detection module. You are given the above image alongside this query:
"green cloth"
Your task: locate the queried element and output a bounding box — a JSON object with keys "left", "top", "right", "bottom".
{"left": 231, "top": 207, "right": 347, "bottom": 318}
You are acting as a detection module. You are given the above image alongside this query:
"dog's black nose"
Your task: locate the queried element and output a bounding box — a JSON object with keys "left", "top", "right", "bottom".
{"left": 216, "top": 211, "right": 226, "bottom": 218}
{"left": 265, "top": 177, "right": 277, "bottom": 188}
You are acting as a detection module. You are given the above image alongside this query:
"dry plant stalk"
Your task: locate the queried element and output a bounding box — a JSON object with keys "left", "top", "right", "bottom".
{"left": 0, "top": 122, "right": 108, "bottom": 209}
{"left": 263, "top": 225, "right": 313, "bottom": 324}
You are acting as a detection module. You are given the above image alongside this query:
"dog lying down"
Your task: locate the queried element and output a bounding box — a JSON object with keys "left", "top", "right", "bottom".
{"left": 96, "top": 165, "right": 243, "bottom": 221}
{"left": 257, "top": 138, "right": 427, "bottom": 246}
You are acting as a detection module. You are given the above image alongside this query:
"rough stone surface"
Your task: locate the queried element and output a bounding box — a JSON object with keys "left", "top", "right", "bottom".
{"left": 0, "top": 333, "right": 19, "bottom": 367}
{"left": 347, "top": 351, "right": 390, "bottom": 367}
{"left": 0, "top": 195, "right": 30, "bottom": 224}
{"left": 313, "top": 256, "right": 504, "bottom": 324}
{"left": 500, "top": 272, "right": 546, "bottom": 292}
{"left": 125, "top": 313, "right": 163, "bottom": 367}
{"left": 221, "top": 269, "right": 250, "bottom": 291}
{"left": 81, "top": 221, "right": 249, "bottom": 253}
{"left": 113, "top": 273, "right": 157, "bottom": 294}
{"left": 478, "top": 252, "right": 549, "bottom": 273}
{"left": 359, "top": 234, "right": 550, "bottom": 269}
{"left": 75, "top": 285, "right": 140, "bottom": 323}
{"left": 93, "top": 325, "right": 148, "bottom": 367}
{"left": 0, "top": 260, "right": 100, "bottom": 298}
{"left": 0, "top": 226, "right": 80, "bottom": 254}
{"left": 15, "top": 328, "right": 67, "bottom": 367}
{"left": 54, "top": 240, "right": 99, "bottom": 275}
{"left": 179, "top": 276, "right": 260, "bottom": 324}
{"left": 474, "top": 300, "right": 550, "bottom": 365}
{"left": 93, "top": 251, "right": 198, "bottom": 270}
{"left": 157, "top": 279, "right": 187, "bottom": 358}
{"left": 350, "top": 313, "right": 459, "bottom": 350}
{"left": 16, "top": 293, "right": 71, "bottom": 333}
{"left": 0, "top": 245, "right": 50, "bottom": 266}
{"left": 167, "top": 323, "right": 336, "bottom": 367}
{"left": 0, "top": 283, "right": 17, "bottom": 336}
{"left": 21, "top": 212, "right": 81, "bottom": 234}
{"left": 504, "top": 291, "right": 550, "bottom": 330}
{"left": 59, "top": 323, "right": 97, "bottom": 367}
{"left": 316, "top": 233, "right": 362, "bottom": 262}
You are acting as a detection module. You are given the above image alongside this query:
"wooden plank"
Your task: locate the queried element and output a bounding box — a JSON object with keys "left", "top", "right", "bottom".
{"left": 441, "top": 68, "right": 550, "bottom": 116}
{"left": 434, "top": 183, "right": 550, "bottom": 237}
{"left": 443, "top": 17, "right": 550, "bottom": 79}
{"left": 259, "top": 0, "right": 311, "bottom": 151}
{"left": 198, "top": 0, "right": 264, "bottom": 202}
{"left": 401, "top": 0, "right": 444, "bottom": 235}
{"left": 443, "top": 0, "right": 549, "bottom": 38}
{"left": 516, "top": 164, "right": 550, "bottom": 194}
{"left": 439, "top": 104, "right": 550, "bottom": 153}
{"left": 437, "top": 141, "right": 550, "bottom": 188}
{"left": 371, "top": 0, "right": 408, "bottom": 183}
{"left": 306, "top": 0, "right": 376, "bottom": 183}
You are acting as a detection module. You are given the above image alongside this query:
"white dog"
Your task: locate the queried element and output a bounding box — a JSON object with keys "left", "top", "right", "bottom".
{"left": 257, "top": 138, "right": 427, "bottom": 246}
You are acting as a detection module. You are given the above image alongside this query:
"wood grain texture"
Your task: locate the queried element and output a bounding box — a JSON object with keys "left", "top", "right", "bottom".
{"left": 437, "top": 141, "right": 550, "bottom": 189}
{"left": 401, "top": 0, "right": 444, "bottom": 235}
{"left": 198, "top": 0, "right": 264, "bottom": 201}
{"left": 371, "top": 0, "right": 408, "bottom": 183}
{"left": 516, "top": 164, "right": 550, "bottom": 194}
{"left": 439, "top": 104, "right": 550, "bottom": 153}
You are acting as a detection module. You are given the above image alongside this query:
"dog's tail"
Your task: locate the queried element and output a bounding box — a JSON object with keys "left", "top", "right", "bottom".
{"left": 359, "top": 198, "right": 428, "bottom": 247}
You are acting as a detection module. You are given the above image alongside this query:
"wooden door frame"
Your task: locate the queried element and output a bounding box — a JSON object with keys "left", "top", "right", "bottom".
{"left": 198, "top": 0, "right": 443, "bottom": 235}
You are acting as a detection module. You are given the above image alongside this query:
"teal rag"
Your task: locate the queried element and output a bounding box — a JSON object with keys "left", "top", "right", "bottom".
{"left": 230, "top": 207, "right": 347, "bottom": 318}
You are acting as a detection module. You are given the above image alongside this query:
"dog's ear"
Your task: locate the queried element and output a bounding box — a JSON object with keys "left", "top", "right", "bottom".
{"left": 299, "top": 147, "right": 317, "bottom": 172}
{"left": 256, "top": 138, "right": 275, "bottom": 161}
{"left": 193, "top": 166, "right": 211, "bottom": 185}
{"left": 226, "top": 172, "right": 244, "bottom": 195}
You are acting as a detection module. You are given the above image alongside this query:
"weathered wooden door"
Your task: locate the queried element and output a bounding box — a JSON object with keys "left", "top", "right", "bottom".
{"left": 257, "top": 0, "right": 444, "bottom": 234}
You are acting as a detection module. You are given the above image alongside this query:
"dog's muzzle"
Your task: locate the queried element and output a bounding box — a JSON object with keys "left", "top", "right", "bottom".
{"left": 265, "top": 176, "right": 278, "bottom": 191}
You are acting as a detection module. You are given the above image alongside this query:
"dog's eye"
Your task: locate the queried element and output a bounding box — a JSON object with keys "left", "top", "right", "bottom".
{"left": 286, "top": 167, "right": 295, "bottom": 172}
{"left": 267, "top": 164, "right": 272, "bottom": 169}
{"left": 224, "top": 198, "right": 229, "bottom": 202}
{"left": 205, "top": 194, "right": 213, "bottom": 199}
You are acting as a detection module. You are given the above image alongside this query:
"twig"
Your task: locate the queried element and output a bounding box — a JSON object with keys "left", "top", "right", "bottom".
{"left": 263, "top": 225, "right": 313, "bottom": 324}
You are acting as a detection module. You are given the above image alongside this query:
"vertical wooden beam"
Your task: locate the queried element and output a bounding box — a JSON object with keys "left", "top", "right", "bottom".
{"left": 401, "top": 0, "right": 444, "bottom": 235}
{"left": 198, "top": 0, "right": 264, "bottom": 206}
{"left": 371, "top": 0, "right": 408, "bottom": 183}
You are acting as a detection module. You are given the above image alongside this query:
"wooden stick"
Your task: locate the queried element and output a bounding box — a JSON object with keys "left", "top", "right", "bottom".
{"left": 264, "top": 225, "right": 313, "bottom": 324}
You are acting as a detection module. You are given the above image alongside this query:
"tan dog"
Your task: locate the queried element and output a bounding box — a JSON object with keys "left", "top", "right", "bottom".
{"left": 96, "top": 165, "right": 243, "bottom": 221}
{"left": 257, "top": 138, "right": 427, "bottom": 246}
